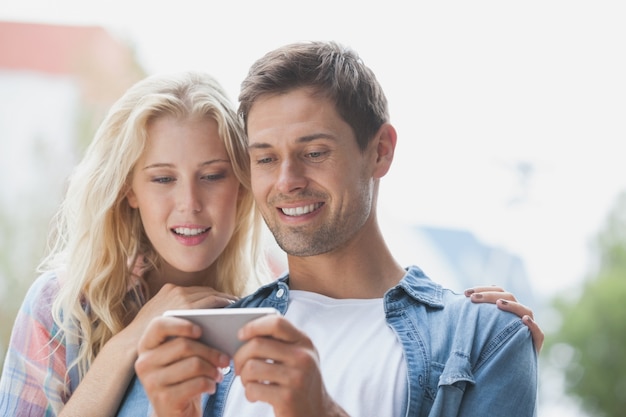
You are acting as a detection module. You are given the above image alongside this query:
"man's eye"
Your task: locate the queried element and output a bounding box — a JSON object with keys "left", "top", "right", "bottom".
{"left": 307, "top": 150, "right": 328, "bottom": 159}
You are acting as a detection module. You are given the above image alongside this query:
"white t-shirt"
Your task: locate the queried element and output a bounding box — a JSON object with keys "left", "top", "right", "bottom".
{"left": 223, "top": 290, "right": 407, "bottom": 416}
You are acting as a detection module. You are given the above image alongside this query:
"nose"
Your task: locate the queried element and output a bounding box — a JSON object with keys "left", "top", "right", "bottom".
{"left": 275, "top": 158, "right": 307, "bottom": 194}
{"left": 177, "top": 180, "right": 203, "bottom": 214}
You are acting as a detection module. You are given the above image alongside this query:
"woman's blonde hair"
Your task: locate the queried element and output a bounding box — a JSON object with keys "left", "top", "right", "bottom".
{"left": 43, "top": 71, "right": 268, "bottom": 380}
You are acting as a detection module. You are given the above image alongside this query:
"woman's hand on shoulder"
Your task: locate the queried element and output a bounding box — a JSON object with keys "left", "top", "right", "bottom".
{"left": 464, "top": 285, "right": 544, "bottom": 353}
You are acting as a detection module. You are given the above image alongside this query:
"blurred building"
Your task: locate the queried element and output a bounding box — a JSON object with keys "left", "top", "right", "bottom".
{"left": 0, "top": 20, "right": 145, "bottom": 207}
{"left": 0, "top": 21, "right": 146, "bottom": 352}
{"left": 379, "top": 216, "right": 536, "bottom": 306}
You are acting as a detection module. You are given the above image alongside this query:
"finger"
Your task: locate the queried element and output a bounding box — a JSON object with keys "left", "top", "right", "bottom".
{"left": 138, "top": 334, "right": 229, "bottom": 370}
{"left": 467, "top": 291, "right": 516, "bottom": 304}
{"left": 495, "top": 299, "right": 534, "bottom": 319}
{"left": 241, "top": 378, "right": 280, "bottom": 404}
{"left": 155, "top": 285, "right": 239, "bottom": 307}
{"left": 522, "top": 315, "right": 544, "bottom": 353}
{"left": 464, "top": 285, "right": 505, "bottom": 297}
{"left": 183, "top": 289, "right": 239, "bottom": 306}
{"left": 238, "top": 357, "right": 287, "bottom": 386}
{"left": 238, "top": 315, "right": 301, "bottom": 344}
{"left": 139, "top": 343, "right": 225, "bottom": 387}
{"left": 138, "top": 316, "right": 201, "bottom": 353}
{"left": 162, "top": 375, "right": 220, "bottom": 399}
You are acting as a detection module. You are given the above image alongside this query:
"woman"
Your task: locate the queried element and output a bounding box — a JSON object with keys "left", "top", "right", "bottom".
{"left": 0, "top": 71, "right": 269, "bottom": 416}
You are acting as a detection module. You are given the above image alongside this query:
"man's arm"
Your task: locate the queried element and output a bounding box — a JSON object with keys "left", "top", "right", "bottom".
{"left": 429, "top": 321, "right": 538, "bottom": 417}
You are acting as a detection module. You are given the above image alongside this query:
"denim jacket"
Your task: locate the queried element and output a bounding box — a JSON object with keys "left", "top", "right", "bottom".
{"left": 117, "top": 265, "right": 537, "bottom": 417}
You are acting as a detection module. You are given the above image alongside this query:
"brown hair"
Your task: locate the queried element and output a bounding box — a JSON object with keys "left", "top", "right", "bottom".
{"left": 238, "top": 41, "right": 389, "bottom": 151}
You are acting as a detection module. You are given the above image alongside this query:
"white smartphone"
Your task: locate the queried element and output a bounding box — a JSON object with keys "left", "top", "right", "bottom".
{"left": 162, "top": 307, "right": 280, "bottom": 357}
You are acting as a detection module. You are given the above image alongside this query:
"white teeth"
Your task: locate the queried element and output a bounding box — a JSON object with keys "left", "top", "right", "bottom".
{"left": 173, "top": 227, "right": 208, "bottom": 236}
{"left": 281, "top": 203, "right": 321, "bottom": 216}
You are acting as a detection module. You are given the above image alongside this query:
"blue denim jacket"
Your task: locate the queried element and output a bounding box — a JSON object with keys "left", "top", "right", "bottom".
{"left": 117, "top": 266, "right": 537, "bottom": 417}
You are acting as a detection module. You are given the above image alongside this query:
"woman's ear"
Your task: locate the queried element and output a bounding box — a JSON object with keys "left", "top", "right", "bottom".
{"left": 372, "top": 123, "right": 397, "bottom": 178}
{"left": 126, "top": 187, "right": 139, "bottom": 208}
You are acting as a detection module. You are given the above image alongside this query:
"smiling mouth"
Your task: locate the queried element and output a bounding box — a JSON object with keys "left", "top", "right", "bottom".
{"left": 172, "top": 227, "right": 210, "bottom": 236}
{"left": 280, "top": 203, "right": 323, "bottom": 217}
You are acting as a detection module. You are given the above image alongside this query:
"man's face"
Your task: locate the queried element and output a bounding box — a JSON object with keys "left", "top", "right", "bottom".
{"left": 246, "top": 88, "right": 377, "bottom": 257}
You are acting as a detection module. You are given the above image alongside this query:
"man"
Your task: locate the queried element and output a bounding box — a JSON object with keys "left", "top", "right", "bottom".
{"left": 135, "top": 41, "right": 538, "bottom": 417}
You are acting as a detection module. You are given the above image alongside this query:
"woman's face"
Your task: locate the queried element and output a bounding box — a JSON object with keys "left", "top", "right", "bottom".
{"left": 127, "top": 115, "right": 241, "bottom": 283}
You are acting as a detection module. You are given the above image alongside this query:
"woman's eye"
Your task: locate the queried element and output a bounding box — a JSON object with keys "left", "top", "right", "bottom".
{"left": 203, "top": 173, "right": 226, "bottom": 181}
{"left": 153, "top": 176, "right": 174, "bottom": 184}
{"left": 256, "top": 156, "right": 274, "bottom": 165}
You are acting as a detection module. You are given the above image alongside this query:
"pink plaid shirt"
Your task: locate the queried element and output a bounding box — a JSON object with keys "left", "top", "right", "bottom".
{"left": 0, "top": 272, "right": 69, "bottom": 416}
{"left": 0, "top": 268, "right": 146, "bottom": 416}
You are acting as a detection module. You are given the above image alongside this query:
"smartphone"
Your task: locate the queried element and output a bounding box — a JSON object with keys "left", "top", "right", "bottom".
{"left": 162, "top": 307, "right": 280, "bottom": 356}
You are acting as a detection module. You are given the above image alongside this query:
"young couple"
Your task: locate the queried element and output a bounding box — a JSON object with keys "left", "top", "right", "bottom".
{"left": 0, "top": 41, "right": 540, "bottom": 416}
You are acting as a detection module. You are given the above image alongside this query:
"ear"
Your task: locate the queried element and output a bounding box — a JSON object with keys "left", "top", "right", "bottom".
{"left": 126, "top": 187, "right": 139, "bottom": 208}
{"left": 371, "top": 123, "right": 397, "bottom": 179}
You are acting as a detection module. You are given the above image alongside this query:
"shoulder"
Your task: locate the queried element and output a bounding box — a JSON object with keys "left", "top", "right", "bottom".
{"left": 431, "top": 286, "right": 532, "bottom": 371}
{"left": 233, "top": 276, "right": 289, "bottom": 312}
{"left": 400, "top": 266, "right": 530, "bottom": 364}
{"left": 19, "top": 270, "right": 62, "bottom": 318}
{"left": 4, "top": 271, "right": 67, "bottom": 345}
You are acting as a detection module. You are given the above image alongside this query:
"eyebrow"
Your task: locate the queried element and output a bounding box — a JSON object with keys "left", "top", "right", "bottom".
{"left": 142, "top": 159, "right": 231, "bottom": 170}
{"left": 248, "top": 133, "right": 335, "bottom": 150}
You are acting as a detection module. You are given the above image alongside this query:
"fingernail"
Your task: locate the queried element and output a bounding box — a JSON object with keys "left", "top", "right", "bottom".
{"left": 464, "top": 289, "right": 475, "bottom": 297}
{"left": 219, "top": 354, "right": 230, "bottom": 367}
{"left": 472, "top": 293, "right": 483, "bottom": 300}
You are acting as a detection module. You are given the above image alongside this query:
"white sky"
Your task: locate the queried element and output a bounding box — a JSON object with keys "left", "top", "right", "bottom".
{"left": 2, "top": 0, "right": 625, "bottom": 303}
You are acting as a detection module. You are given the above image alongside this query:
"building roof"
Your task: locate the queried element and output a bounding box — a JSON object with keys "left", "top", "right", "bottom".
{"left": 0, "top": 19, "right": 146, "bottom": 114}
{"left": 0, "top": 20, "right": 123, "bottom": 75}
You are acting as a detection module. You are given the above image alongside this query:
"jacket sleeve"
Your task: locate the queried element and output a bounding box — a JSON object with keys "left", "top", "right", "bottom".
{"left": 0, "top": 272, "right": 69, "bottom": 416}
{"left": 429, "top": 319, "right": 538, "bottom": 417}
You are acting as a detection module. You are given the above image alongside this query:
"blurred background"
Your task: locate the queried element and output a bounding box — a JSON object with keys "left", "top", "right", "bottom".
{"left": 1, "top": 1, "right": 625, "bottom": 416}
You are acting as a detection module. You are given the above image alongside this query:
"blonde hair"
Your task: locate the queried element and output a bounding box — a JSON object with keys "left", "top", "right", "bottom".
{"left": 43, "top": 72, "right": 268, "bottom": 380}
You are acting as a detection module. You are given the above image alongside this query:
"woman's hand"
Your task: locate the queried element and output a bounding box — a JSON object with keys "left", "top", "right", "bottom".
{"left": 123, "top": 284, "right": 238, "bottom": 348}
{"left": 464, "top": 286, "right": 544, "bottom": 353}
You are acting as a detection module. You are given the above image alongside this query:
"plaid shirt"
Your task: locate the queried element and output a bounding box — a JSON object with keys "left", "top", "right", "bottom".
{"left": 0, "top": 271, "right": 69, "bottom": 416}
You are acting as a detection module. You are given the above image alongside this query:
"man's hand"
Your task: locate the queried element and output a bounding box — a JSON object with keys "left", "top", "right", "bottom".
{"left": 135, "top": 316, "right": 231, "bottom": 417}
{"left": 234, "top": 315, "right": 349, "bottom": 417}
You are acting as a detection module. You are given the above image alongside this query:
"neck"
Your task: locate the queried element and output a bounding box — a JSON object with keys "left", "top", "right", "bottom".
{"left": 285, "top": 221, "right": 405, "bottom": 299}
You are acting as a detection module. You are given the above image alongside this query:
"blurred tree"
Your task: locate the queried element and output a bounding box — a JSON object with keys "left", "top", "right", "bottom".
{"left": 547, "top": 191, "right": 626, "bottom": 417}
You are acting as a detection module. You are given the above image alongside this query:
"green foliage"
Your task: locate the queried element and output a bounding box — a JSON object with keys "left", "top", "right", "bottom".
{"left": 547, "top": 191, "right": 626, "bottom": 417}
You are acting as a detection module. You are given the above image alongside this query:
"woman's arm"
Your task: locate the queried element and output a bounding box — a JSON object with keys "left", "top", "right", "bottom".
{"left": 58, "top": 284, "right": 238, "bottom": 417}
